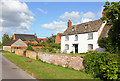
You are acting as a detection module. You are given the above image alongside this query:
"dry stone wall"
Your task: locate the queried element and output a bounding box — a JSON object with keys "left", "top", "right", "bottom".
{"left": 38, "top": 52, "right": 85, "bottom": 71}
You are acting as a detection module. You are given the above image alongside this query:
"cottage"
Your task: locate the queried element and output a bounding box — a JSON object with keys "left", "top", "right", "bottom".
{"left": 3, "top": 39, "right": 27, "bottom": 52}
{"left": 61, "top": 19, "right": 110, "bottom": 53}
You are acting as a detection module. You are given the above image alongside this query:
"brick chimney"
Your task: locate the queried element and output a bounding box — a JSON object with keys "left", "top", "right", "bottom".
{"left": 34, "top": 33, "right": 36, "bottom": 36}
{"left": 68, "top": 20, "right": 72, "bottom": 28}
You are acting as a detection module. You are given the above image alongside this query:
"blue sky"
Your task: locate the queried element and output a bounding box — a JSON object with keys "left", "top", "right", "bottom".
{"left": 25, "top": 2, "right": 105, "bottom": 38}
{"left": 2, "top": 0, "right": 118, "bottom": 41}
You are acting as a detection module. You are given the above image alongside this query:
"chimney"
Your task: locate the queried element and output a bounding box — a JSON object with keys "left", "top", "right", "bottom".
{"left": 68, "top": 20, "right": 72, "bottom": 28}
{"left": 34, "top": 33, "right": 36, "bottom": 36}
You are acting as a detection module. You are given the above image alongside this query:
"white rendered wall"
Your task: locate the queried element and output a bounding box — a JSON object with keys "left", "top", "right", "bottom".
{"left": 61, "top": 32, "right": 99, "bottom": 53}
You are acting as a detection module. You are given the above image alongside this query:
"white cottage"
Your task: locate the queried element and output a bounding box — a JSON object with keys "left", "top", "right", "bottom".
{"left": 61, "top": 19, "right": 111, "bottom": 53}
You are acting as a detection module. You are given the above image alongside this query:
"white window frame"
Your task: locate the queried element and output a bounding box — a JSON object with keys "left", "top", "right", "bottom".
{"left": 65, "top": 44, "right": 69, "bottom": 50}
{"left": 88, "top": 33, "right": 93, "bottom": 39}
{"left": 65, "top": 36, "right": 69, "bottom": 41}
{"left": 88, "top": 44, "right": 93, "bottom": 51}
{"left": 75, "top": 35, "right": 78, "bottom": 41}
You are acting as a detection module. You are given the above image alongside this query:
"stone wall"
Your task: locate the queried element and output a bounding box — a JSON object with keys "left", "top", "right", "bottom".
{"left": 26, "top": 50, "right": 37, "bottom": 60}
{"left": 38, "top": 52, "right": 84, "bottom": 71}
{"left": 15, "top": 49, "right": 25, "bottom": 56}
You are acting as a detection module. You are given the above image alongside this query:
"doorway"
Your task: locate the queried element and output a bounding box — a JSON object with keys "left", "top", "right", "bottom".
{"left": 75, "top": 44, "right": 78, "bottom": 53}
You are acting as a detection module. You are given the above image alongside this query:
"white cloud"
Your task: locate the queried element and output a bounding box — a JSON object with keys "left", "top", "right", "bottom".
{"left": 97, "top": 6, "right": 104, "bottom": 17}
{"left": 41, "top": 21, "right": 67, "bottom": 33}
{"left": 81, "top": 18, "right": 92, "bottom": 23}
{"left": 82, "top": 11, "right": 95, "bottom": 19}
{"left": 0, "top": 0, "right": 34, "bottom": 41}
{"left": 37, "top": 8, "right": 47, "bottom": 14}
{"left": 60, "top": 11, "right": 80, "bottom": 21}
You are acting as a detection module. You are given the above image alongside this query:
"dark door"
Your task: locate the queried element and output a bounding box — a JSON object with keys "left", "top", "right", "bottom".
{"left": 75, "top": 44, "right": 78, "bottom": 53}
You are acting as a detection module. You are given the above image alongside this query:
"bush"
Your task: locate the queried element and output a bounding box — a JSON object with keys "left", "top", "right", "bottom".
{"left": 84, "top": 51, "right": 119, "bottom": 80}
{"left": 27, "top": 44, "right": 34, "bottom": 51}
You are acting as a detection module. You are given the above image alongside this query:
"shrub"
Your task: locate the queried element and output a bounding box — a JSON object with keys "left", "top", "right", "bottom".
{"left": 84, "top": 51, "right": 119, "bottom": 80}
{"left": 27, "top": 44, "right": 34, "bottom": 51}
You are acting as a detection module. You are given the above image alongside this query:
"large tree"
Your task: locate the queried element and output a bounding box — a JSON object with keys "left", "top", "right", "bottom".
{"left": 98, "top": 1, "right": 120, "bottom": 53}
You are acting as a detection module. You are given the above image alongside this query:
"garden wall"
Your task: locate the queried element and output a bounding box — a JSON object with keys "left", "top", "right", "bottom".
{"left": 38, "top": 52, "right": 85, "bottom": 71}
{"left": 26, "top": 50, "right": 37, "bottom": 60}
{"left": 15, "top": 49, "right": 24, "bottom": 56}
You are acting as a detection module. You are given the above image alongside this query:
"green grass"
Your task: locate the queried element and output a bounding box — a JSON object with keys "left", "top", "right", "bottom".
{"left": 0, "top": 50, "right": 11, "bottom": 53}
{"left": 0, "top": 46, "right": 2, "bottom": 48}
{"left": 4, "top": 54, "right": 93, "bottom": 79}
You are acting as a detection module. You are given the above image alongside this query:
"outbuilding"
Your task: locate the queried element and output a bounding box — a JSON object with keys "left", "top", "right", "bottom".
{"left": 3, "top": 39, "right": 27, "bottom": 52}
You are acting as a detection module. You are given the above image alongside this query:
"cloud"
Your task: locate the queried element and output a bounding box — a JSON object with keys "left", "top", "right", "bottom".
{"left": 0, "top": 0, "right": 34, "bottom": 40}
{"left": 97, "top": 6, "right": 104, "bottom": 17}
{"left": 41, "top": 21, "right": 67, "bottom": 33}
{"left": 81, "top": 18, "right": 92, "bottom": 23}
{"left": 60, "top": 11, "right": 80, "bottom": 21}
{"left": 37, "top": 8, "right": 47, "bottom": 14}
{"left": 82, "top": 11, "right": 95, "bottom": 19}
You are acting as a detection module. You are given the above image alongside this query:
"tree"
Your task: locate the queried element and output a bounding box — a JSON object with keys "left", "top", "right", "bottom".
{"left": 46, "top": 34, "right": 56, "bottom": 43}
{"left": 98, "top": 1, "right": 120, "bottom": 53}
{"left": 2, "top": 34, "right": 10, "bottom": 46}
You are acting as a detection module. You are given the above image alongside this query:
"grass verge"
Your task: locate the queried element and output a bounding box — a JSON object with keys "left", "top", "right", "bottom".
{"left": 0, "top": 50, "right": 11, "bottom": 53}
{"left": 4, "top": 54, "right": 93, "bottom": 79}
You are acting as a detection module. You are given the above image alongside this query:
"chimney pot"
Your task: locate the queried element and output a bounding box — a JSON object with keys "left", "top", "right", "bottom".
{"left": 34, "top": 33, "right": 36, "bottom": 36}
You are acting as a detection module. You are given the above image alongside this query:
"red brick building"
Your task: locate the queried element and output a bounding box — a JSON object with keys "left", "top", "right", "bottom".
{"left": 55, "top": 33, "right": 62, "bottom": 44}
{"left": 37, "top": 38, "right": 46, "bottom": 43}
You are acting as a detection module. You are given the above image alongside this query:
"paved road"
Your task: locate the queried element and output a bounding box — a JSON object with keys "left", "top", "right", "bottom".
{"left": 2, "top": 54, "right": 36, "bottom": 79}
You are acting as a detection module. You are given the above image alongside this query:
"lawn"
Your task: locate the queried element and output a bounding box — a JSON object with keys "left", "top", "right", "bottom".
{"left": 4, "top": 54, "right": 93, "bottom": 79}
{"left": 0, "top": 50, "right": 11, "bottom": 53}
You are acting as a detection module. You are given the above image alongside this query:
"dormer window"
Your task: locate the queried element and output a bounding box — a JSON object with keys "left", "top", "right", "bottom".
{"left": 85, "top": 24, "right": 88, "bottom": 30}
{"left": 72, "top": 27, "right": 75, "bottom": 32}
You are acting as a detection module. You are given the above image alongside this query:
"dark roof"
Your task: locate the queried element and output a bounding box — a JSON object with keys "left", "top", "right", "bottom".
{"left": 14, "top": 34, "right": 38, "bottom": 41}
{"left": 3, "top": 39, "right": 19, "bottom": 46}
{"left": 62, "top": 19, "right": 104, "bottom": 36}
{"left": 98, "top": 24, "right": 111, "bottom": 40}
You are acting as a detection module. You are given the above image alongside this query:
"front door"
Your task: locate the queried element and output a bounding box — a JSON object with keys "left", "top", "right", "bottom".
{"left": 75, "top": 44, "right": 78, "bottom": 53}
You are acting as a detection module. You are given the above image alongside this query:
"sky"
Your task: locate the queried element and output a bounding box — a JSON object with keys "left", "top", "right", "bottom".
{"left": 0, "top": 0, "right": 119, "bottom": 41}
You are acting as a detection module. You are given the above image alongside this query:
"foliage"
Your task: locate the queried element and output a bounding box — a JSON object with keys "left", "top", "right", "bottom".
{"left": 2, "top": 34, "right": 10, "bottom": 46}
{"left": 99, "top": 1, "right": 120, "bottom": 53}
{"left": 27, "top": 43, "right": 34, "bottom": 51}
{"left": 2, "top": 33, "right": 14, "bottom": 46}
{"left": 84, "top": 51, "right": 119, "bottom": 80}
{"left": 46, "top": 35, "right": 56, "bottom": 43}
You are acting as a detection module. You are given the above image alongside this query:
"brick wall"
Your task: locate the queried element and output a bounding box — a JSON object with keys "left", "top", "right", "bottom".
{"left": 38, "top": 52, "right": 85, "bottom": 71}
{"left": 15, "top": 49, "right": 25, "bottom": 56}
{"left": 26, "top": 50, "right": 37, "bottom": 60}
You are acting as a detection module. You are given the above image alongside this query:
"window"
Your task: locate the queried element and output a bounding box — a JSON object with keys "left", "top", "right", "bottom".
{"left": 72, "top": 27, "right": 75, "bottom": 32}
{"left": 85, "top": 24, "right": 88, "bottom": 30}
{"left": 65, "top": 44, "right": 69, "bottom": 50}
{"left": 65, "top": 36, "right": 69, "bottom": 41}
{"left": 88, "top": 44, "right": 93, "bottom": 51}
{"left": 40, "top": 40, "right": 44, "bottom": 42}
{"left": 88, "top": 33, "right": 93, "bottom": 39}
{"left": 75, "top": 35, "right": 78, "bottom": 41}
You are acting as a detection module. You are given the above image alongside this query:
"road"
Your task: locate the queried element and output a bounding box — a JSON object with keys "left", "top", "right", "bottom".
{"left": 0, "top": 48, "right": 37, "bottom": 80}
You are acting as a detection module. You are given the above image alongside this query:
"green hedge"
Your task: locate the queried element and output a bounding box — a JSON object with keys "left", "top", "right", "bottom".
{"left": 84, "top": 51, "right": 119, "bottom": 80}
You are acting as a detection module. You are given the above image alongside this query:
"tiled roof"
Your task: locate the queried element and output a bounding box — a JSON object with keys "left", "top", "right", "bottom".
{"left": 14, "top": 34, "right": 38, "bottom": 42}
{"left": 62, "top": 19, "right": 104, "bottom": 36}
{"left": 3, "top": 39, "right": 19, "bottom": 46}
